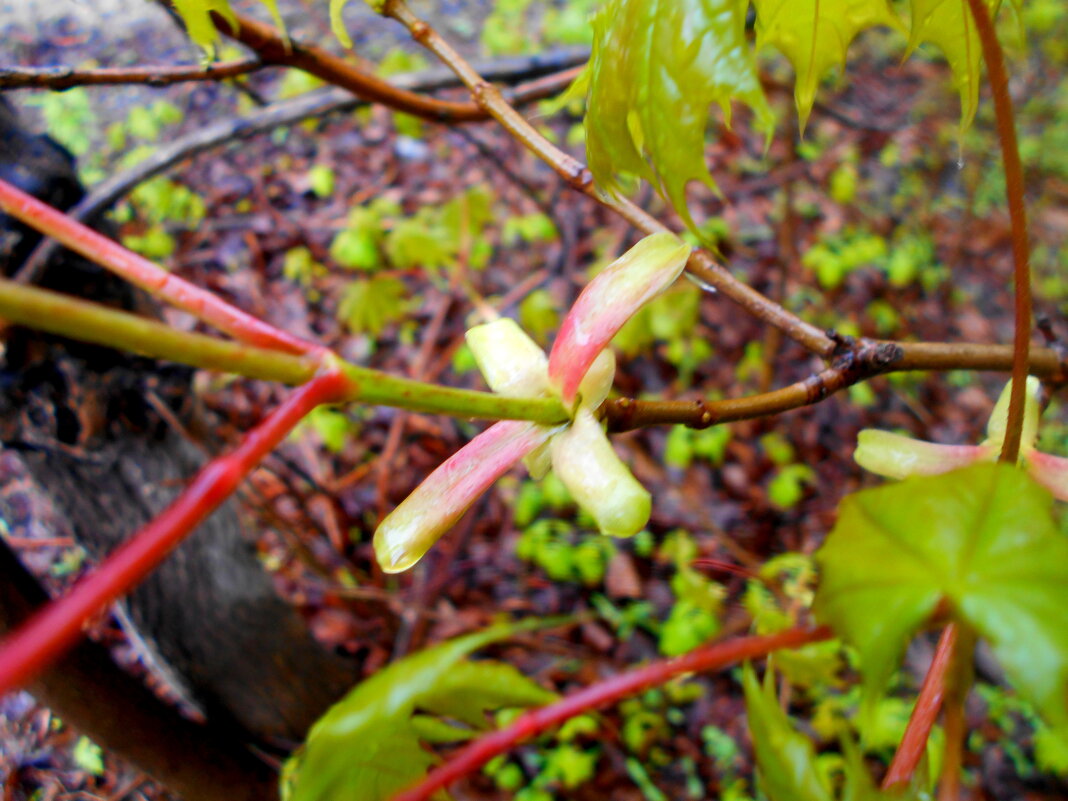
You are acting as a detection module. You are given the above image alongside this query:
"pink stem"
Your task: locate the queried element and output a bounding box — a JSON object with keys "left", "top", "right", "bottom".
{"left": 390, "top": 625, "right": 833, "bottom": 801}
{"left": 0, "top": 371, "right": 349, "bottom": 696}
{"left": 0, "top": 177, "right": 321, "bottom": 356}
{"left": 883, "top": 624, "right": 958, "bottom": 789}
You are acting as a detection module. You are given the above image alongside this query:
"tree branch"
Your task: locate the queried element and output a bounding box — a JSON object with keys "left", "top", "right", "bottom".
{"left": 0, "top": 58, "right": 264, "bottom": 90}
{"left": 16, "top": 53, "right": 585, "bottom": 284}
{"left": 2, "top": 275, "right": 1062, "bottom": 432}
{"left": 602, "top": 338, "right": 1066, "bottom": 432}
{"left": 965, "top": 0, "right": 1032, "bottom": 464}
{"left": 210, "top": 9, "right": 576, "bottom": 125}
{"left": 378, "top": 0, "right": 835, "bottom": 357}
{"left": 0, "top": 279, "right": 571, "bottom": 424}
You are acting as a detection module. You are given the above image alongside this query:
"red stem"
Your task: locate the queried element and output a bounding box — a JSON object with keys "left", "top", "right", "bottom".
{"left": 390, "top": 625, "right": 833, "bottom": 801}
{"left": 0, "top": 371, "right": 349, "bottom": 697}
{"left": 883, "top": 624, "right": 958, "bottom": 789}
{"left": 963, "top": 0, "right": 1031, "bottom": 463}
{"left": 0, "top": 178, "right": 321, "bottom": 356}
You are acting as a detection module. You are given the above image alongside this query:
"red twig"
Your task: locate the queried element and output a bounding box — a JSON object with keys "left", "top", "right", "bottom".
{"left": 0, "top": 178, "right": 321, "bottom": 356}
{"left": 390, "top": 625, "right": 833, "bottom": 801}
{"left": 0, "top": 371, "right": 349, "bottom": 697}
{"left": 964, "top": 0, "right": 1032, "bottom": 463}
{"left": 883, "top": 624, "right": 958, "bottom": 789}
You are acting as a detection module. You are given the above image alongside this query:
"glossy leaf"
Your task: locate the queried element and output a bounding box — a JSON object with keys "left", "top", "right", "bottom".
{"left": 550, "top": 408, "right": 650, "bottom": 537}
{"left": 584, "top": 0, "right": 772, "bottom": 227}
{"left": 374, "top": 420, "right": 562, "bottom": 573}
{"left": 284, "top": 624, "right": 556, "bottom": 801}
{"left": 548, "top": 233, "right": 690, "bottom": 405}
{"left": 905, "top": 0, "right": 1001, "bottom": 131}
{"left": 752, "top": 0, "right": 902, "bottom": 129}
{"left": 814, "top": 462, "right": 1068, "bottom": 734}
{"left": 742, "top": 665, "right": 832, "bottom": 801}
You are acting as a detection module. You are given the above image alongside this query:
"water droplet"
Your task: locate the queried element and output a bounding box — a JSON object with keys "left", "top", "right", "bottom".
{"left": 684, "top": 272, "right": 718, "bottom": 294}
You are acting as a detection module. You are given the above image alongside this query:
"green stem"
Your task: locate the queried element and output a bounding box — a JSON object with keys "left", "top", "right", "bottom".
{"left": 965, "top": 0, "right": 1032, "bottom": 464}
{"left": 0, "top": 279, "right": 569, "bottom": 424}
{"left": 335, "top": 359, "right": 567, "bottom": 422}
{"left": 0, "top": 279, "right": 318, "bottom": 384}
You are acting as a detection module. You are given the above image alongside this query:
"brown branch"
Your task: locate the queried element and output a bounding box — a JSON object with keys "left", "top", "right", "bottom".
{"left": 0, "top": 539, "right": 276, "bottom": 801}
{"left": 210, "top": 10, "right": 576, "bottom": 124}
{"left": 17, "top": 52, "right": 586, "bottom": 284}
{"left": 0, "top": 58, "right": 264, "bottom": 90}
{"left": 602, "top": 338, "right": 1067, "bottom": 433}
{"left": 378, "top": 0, "right": 835, "bottom": 357}
{"left": 964, "top": 0, "right": 1032, "bottom": 464}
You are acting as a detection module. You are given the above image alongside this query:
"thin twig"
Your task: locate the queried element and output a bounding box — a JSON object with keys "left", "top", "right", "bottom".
{"left": 379, "top": 0, "right": 835, "bottom": 357}
{"left": 2, "top": 276, "right": 1063, "bottom": 432}
{"left": 212, "top": 10, "right": 574, "bottom": 124}
{"left": 390, "top": 626, "right": 833, "bottom": 801}
{"left": 0, "top": 58, "right": 264, "bottom": 90}
{"left": 964, "top": 0, "right": 1032, "bottom": 464}
{"left": 0, "top": 177, "right": 321, "bottom": 355}
{"left": 883, "top": 624, "right": 958, "bottom": 789}
{"left": 17, "top": 55, "right": 585, "bottom": 283}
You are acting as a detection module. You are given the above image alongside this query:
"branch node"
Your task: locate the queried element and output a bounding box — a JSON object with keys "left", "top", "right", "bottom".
{"left": 409, "top": 20, "right": 432, "bottom": 44}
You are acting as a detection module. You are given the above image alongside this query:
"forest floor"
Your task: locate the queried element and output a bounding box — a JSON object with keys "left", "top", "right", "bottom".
{"left": 2, "top": 1, "right": 1068, "bottom": 800}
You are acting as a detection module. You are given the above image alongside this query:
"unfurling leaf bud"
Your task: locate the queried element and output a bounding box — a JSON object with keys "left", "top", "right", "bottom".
{"left": 854, "top": 430, "right": 990, "bottom": 479}
{"left": 548, "top": 233, "right": 690, "bottom": 405}
{"left": 374, "top": 420, "right": 561, "bottom": 573}
{"left": 466, "top": 318, "right": 552, "bottom": 398}
{"left": 550, "top": 407, "right": 650, "bottom": 537}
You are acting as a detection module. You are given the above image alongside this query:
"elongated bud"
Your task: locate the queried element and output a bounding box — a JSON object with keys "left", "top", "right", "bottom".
{"left": 466, "top": 318, "right": 552, "bottom": 398}
{"left": 854, "top": 429, "right": 990, "bottom": 479}
{"left": 374, "top": 420, "right": 561, "bottom": 573}
{"left": 983, "top": 376, "right": 1041, "bottom": 452}
{"left": 548, "top": 233, "right": 690, "bottom": 405}
{"left": 550, "top": 407, "right": 650, "bottom": 537}
{"left": 577, "top": 348, "right": 616, "bottom": 410}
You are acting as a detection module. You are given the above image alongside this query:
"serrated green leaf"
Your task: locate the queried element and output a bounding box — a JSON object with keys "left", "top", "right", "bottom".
{"left": 742, "top": 665, "right": 833, "bottom": 801}
{"left": 814, "top": 462, "right": 1068, "bottom": 734}
{"left": 285, "top": 623, "right": 557, "bottom": 801}
{"left": 337, "top": 276, "right": 409, "bottom": 336}
{"left": 585, "top": 0, "right": 773, "bottom": 229}
{"left": 752, "top": 0, "right": 903, "bottom": 129}
{"left": 905, "top": 0, "right": 1001, "bottom": 131}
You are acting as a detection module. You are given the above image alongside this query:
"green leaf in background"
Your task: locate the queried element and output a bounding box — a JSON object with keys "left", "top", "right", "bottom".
{"left": 905, "top": 0, "right": 1002, "bottom": 132}
{"left": 337, "top": 276, "right": 408, "bottom": 336}
{"left": 814, "top": 462, "right": 1068, "bottom": 735}
{"left": 283, "top": 622, "right": 558, "bottom": 801}
{"left": 752, "top": 0, "right": 903, "bottom": 129}
{"left": 743, "top": 664, "right": 833, "bottom": 801}
{"left": 72, "top": 736, "right": 106, "bottom": 776}
{"left": 585, "top": 0, "right": 773, "bottom": 229}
